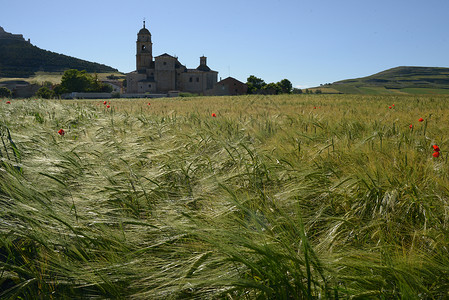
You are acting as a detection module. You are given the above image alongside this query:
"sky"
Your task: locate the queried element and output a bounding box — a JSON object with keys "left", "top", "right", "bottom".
{"left": 1, "top": 0, "right": 449, "bottom": 88}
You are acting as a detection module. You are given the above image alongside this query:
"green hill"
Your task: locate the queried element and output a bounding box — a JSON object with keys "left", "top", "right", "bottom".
{"left": 326, "top": 66, "right": 449, "bottom": 94}
{"left": 0, "top": 33, "right": 117, "bottom": 77}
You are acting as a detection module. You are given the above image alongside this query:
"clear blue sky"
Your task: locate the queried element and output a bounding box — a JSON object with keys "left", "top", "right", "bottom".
{"left": 1, "top": 0, "right": 448, "bottom": 88}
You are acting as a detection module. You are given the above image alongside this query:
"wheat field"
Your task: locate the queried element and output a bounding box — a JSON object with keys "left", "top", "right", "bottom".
{"left": 1, "top": 94, "right": 449, "bottom": 299}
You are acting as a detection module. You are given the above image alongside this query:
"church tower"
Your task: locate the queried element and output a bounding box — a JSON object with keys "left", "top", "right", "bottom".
{"left": 136, "top": 20, "right": 153, "bottom": 71}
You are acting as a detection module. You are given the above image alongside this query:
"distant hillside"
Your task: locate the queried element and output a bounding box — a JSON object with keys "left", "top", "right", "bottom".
{"left": 324, "top": 66, "right": 449, "bottom": 95}
{"left": 0, "top": 26, "right": 117, "bottom": 77}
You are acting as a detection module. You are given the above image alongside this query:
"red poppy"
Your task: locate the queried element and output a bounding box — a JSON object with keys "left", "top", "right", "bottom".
{"left": 433, "top": 151, "right": 440, "bottom": 158}
{"left": 148, "top": 102, "right": 151, "bottom": 105}
{"left": 6, "top": 101, "right": 11, "bottom": 104}
{"left": 211, "top": 113, "right": 216, "bottom": 117}
{"left": 389, "top": 106, "right": 392, "bottom": 109}
{"left": 313, "top": 107, "right": 316, "bottom": 109}
{"left": 433, "top": 145, "right": 440, "bottom": 152}
{"left": 103, "top": 101, "right": 107, "bottom": 105}
{"left": 418, "top": 118, "right": 424, "bottom": 122}
{"left": 409, "top": 124, "right": 413, "bottom": 129}
{"left": 58, "top": 129, "right": 65, "bottom": 136}
{"left": 392, "top": 104, "right": 395, "bottom": 106}
{"left": 107, "top": 105, "right": 110, "bottom": 108}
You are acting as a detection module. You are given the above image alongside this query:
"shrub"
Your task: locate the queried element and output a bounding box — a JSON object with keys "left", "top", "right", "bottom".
{"left": 35, "top": 86, "right": 56, "bottom": 99}
{"left": 0, "top": 86, "right": 12, "bottom": 98}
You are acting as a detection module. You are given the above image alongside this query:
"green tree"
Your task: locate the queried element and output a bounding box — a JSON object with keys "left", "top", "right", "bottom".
{"left": 277, "top": 79, "right": 292, "bottom": 94}
{"left": 92, "top": 73, "right": 113, "bottom": 93}
{"left": 54, "top": 69, "right": 113, "bottom": 95}
{"left": 262, "top": 82, "right": 282, "bottom": 95}
{"left": 0, "top": 87, "right": 12, "bottom": 98}
{"left": 246, "top": 75, "right": 266, "bottom": 94}
{"left": 35, "top": 86, "right": 56, "bottom": 99}
{"left": 59, "top": 69, "right": 95, "bottom": 93}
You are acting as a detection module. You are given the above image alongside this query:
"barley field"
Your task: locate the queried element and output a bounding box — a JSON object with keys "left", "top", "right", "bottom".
{"left": 1, "top": 94, "right": 449, "bottom": 299}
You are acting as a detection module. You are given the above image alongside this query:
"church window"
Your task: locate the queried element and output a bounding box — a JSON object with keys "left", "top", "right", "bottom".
{"left": 196, "top": 77, "right": 200, "bottom": 82}
{"left": 189, "top": 77, "right": 193, "bottom": 82}
{"left": 149, "top": 84, "right": 152, "bottom": 88}
{"left": 163, "top": 62, "right": 167, "bottom": 66}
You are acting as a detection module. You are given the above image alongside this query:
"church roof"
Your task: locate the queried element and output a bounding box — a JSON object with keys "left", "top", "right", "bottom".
{"left": 197, "top": 65, "right": 211, "bottom": 72}
{"left": 138, "top": 27, "right": 151, "bottom": 35}
{"left": 156, "top": 53, "right": 175, "bottom": 58}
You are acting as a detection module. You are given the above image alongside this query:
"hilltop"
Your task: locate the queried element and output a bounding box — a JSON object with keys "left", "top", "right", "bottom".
{"left": 319, "top": 66, "right": 449, "bottom": 95}
{"left": 0, "top": 26, "right": 118, "bottom": 77}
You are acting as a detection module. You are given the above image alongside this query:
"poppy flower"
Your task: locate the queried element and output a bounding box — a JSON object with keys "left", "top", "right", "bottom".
{"left": 107, "top": 105, "right": 110, "bottom": 108}
{"left": 409, "top": 124, "right": 413, "bottom": 129}
{"left": 148, "top": 102, "right": 151, "bottom": 105}
{"left": 389, "top": 106, "right": 392, "bottom": 109}
{"left": 433, "top": 151, "right": 440, "bottom": 158}
{"left": 433, "top": 145, "right": 440, "bottom": 152}
{"left": 103, "top": 101, "right": 107, "bottom": 105}
{"left": 211, "top": 113, "right": 216, "bottom": 117}
{"left": 418, "top": 118, "right": 424, "bottom": 122}
{"left": 392, "top": 104, "right": 395, "bottom": 106}
{"left": 6, "top": 101, "right": 11, "bottom": 104}
{"left": 313, "top": 107, "right": 316, "bottom": 109}
{"left": 58, "top": 129, "right": 65, "bottom": 136}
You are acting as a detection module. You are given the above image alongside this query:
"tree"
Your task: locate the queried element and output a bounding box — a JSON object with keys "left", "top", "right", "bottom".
{"left": 58, "top": 69, "right": 94, "bottom": 94}
{"left": 0, "top": 87, "right": 12, "bottom": 98}
{"left": 90, "top": 73, "right": 113, "bottom": 93}
{"left": 277, "top": 79, "right": 292, "bottom": 94}
{"left": 35, "top": 86, "right": 56, "bottom": 99}
{"left": 262, "top": 82, "right": 282, "bottom": 95}
{"left": 54, "top": 69, "right": 113, "bottom": 95}
{"left": 246, "top": 75, "right": 266, "bottom": 94}
{"left": 292, "top": 88, "right": 303, "bottom": 94}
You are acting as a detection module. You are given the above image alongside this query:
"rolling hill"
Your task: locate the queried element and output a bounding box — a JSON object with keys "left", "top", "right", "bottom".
{"left": 321, "top": 66, "right": 449, "bottom": 95}
{"left": 0, "top": 26, "right": 118, "bottom": 77}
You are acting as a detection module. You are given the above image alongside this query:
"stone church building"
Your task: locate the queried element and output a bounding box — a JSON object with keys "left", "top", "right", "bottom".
{"left": 126, "top": 22, "right": 218, "bottom": 94}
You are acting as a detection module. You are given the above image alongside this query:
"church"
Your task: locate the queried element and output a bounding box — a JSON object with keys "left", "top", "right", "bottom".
{"left": 126, "top": 22, "right": 218, "bottom": 95}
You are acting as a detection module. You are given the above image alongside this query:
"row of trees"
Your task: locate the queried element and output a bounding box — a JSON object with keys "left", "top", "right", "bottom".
{"left": 3, "top": 71, "right": 309, "bottom": 99}
{"left": 36, "top": 69, "right": 113, "bottom": 99}
{"left": 246, "top": 76, "right": 293, "bottom": 95}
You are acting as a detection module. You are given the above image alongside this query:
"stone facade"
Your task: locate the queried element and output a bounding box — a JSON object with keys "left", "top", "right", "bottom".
{"left": 126, "top": 23, "right": 218, "bottom": 94}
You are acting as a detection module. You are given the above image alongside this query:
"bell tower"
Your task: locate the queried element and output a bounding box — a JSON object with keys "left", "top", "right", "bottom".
{"left": 136, "top": 20, "right": 153, "bottom": 71}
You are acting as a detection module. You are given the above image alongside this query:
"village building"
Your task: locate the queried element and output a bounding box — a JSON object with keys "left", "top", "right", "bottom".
{"left": 126, "top": 22, "right": 218, "bottom": 95}
{"left": 213, "top": 77, "right": 248, "bottom": 96}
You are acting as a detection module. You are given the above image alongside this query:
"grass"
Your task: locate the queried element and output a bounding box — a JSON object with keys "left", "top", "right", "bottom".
{"left": 1, "top": 94, "right": 449, "bottom": 298}
{"left": 399, "top": 88, "right": 449, "bottom": 95}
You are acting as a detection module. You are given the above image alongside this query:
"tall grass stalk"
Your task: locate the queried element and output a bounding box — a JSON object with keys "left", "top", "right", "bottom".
{"left": 1, "top": 95, "right": 449, "bottom": 298}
